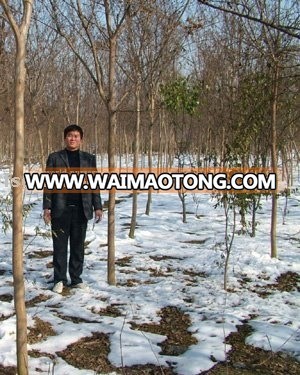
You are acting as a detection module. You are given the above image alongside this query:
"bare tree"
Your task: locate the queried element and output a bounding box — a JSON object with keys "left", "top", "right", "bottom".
{"left": 0, "top": 18, "right": 14, "bottom": 163}
{"left": 138, "top": 0, "right": 189, "bottom": 215}
{"left": 26, "top": 19, "right": 60, "bottom": 168}
{"left": 48, "top": 0, "right": 130, "bottom": 285}
{"left": 192, "top": 0, "right": 299, "bottom": 258}
{"left": 241, "top": 1, "right": 299, "bottom": 258}
{"left": 0, "top": 1, "right": 33, "bottom": 374}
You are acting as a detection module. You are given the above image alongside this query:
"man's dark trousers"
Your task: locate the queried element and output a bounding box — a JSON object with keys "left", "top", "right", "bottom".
{"left": 51, "top": 205, "right": 87, "bottom": 285}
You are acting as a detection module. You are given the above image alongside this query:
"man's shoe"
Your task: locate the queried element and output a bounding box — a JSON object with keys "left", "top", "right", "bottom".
{"left": 52, "top": 281, "right": 63, "bottom": 294}
{"left": 71, "top": 282, "right": 88, "bottom": 290}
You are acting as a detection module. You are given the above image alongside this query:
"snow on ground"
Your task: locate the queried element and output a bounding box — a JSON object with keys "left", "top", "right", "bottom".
{"left": 0, "top": 163, "right": 299, "bottom": 374}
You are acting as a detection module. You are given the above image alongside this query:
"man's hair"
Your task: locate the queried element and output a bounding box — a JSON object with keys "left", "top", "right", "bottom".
{"left": 64, "top": 124, "right": 84, "bottom": 139}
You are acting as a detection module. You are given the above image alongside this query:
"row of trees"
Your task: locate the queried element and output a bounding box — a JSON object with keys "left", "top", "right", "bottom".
{"left": 0, "top": 1, "right": 299, "bottom": 374}
{"left": 0, "top": 1, "right": 298, "bottom": 168}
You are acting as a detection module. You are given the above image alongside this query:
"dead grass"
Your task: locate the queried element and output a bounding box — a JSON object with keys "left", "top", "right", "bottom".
{"left": 249, "top": 271, "right": 300, "bottom": 298}
{"left": 57, "top": 332, "right": 115, "bottom": 373}
{"left": 131, "top": 306, "right": 197, "bottom": 356}
{"left": 92, "top": 304, "right": 123, "bottom": 317}
{"left": 27, "top": 317, "right": 56, "bottom": 344}
{"left": 0, "top": 365, "right": 16, "bottom": 375}
{"left": 203, "top": 324, "right": 300, "bottom": 375}
{"left": 0, "top": 293, "right": 13, "bottom": 303}
{"left": 116, "top": 256, "right": 133, "bottom": 266}
{"left": 149, "top": 255, "right": 183, "bottom": 261}
{"left": 25, "top": 294, "right": 51, "bottom": 308}
{"left": 57, "top": 331, "right": 174, "bottom": 374}
{"left": 28, "top": 250, "right": 52, "bottom": 259}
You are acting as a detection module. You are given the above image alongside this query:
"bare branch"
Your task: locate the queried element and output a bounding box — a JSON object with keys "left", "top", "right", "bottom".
{"left": 198, "top": 0, "right": 300, "bottom": 39}
{"left": 76, "top": 0, "right": 106, "bottom": 101}
{"left": 21, "top": 0, "right": 34, "bottom": 36}
{"left": 0, "top": 0, "right": 20, "bottom": 38}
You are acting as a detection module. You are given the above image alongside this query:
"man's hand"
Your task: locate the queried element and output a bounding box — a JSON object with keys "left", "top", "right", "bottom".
{"left": 94, "top": 209, "right": 103, "bottom": 223}
{"left": 43, "top": 209, "right": 51, "bottom": 225}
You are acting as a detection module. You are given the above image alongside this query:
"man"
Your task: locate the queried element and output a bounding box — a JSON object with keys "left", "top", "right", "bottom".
{"left": 43, "top": 124, "right": 103, "bottom": 293}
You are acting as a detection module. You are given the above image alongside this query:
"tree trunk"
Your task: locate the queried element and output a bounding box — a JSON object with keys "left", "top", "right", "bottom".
{"left": 224, "top": 200, "right": 236, "bottom": 291}
{"left": 107, "top": 107, "right": 116, "bottom": 285}
{"left": 107, "top": 34, "right": 117, "bottom": 285}
{"left": 94, "top": 108, "right": 98, "bottom": 156}
{"left": 13, "top": 35, "right": 28, "bottom": 375}
{"left": 145, "top": 90, "right": 155, "bottom": 215}
{"left": 270, "top": 64, "right": 279, "bottom": 258}
{"left": 0, "top": 1, "right": 33, "bottom": 373}
{"left": 32, "top": 106, "right": 45, "bottom": 169}
{"left": 129, "top": 82, "right": 141, "bottom": 239}
{"left": 178, "top": 192, "right": 187, "bottom": 223}
{"left": 251, "top": 201, "right": 256, "bottom": 237}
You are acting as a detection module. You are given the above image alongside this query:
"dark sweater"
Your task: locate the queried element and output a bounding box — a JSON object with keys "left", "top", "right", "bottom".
{"left": 66, "top": 149, "right": 81, "bottom": 206}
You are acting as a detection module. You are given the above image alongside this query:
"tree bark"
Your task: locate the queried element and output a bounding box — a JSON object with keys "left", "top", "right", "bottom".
{"left": 145, "top": 90, "right": 155, "bottom": 215}
{"left": 107, "top": 110, "right": 116, "bottom": 284}
{"left": 129, "top": 82, "right": 141, "bottom": 239}
{"left": 107, "top": 29, "right": 117, "bottom": 285}
{"left": 13, "top": 39, "right": 28, "bottom": 375}
{"left": 270, "top": 64, "right": 279, "bottom": 258}
{"left": 0, "top": 1, "right": 34, "bottom": 373}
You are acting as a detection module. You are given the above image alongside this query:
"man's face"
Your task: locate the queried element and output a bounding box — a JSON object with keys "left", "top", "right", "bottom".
{"left": 65, "top": 131, "right": 82, "bottom": 151}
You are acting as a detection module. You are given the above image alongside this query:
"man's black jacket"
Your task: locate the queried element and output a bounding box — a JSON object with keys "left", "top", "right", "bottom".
{"left": 43, "top": 149, "right": 102, "bottom": 220}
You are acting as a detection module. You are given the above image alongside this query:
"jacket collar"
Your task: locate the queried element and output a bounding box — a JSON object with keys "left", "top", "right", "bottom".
{"left": 59, "top": 148, "right": 82, "bottom": 167}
